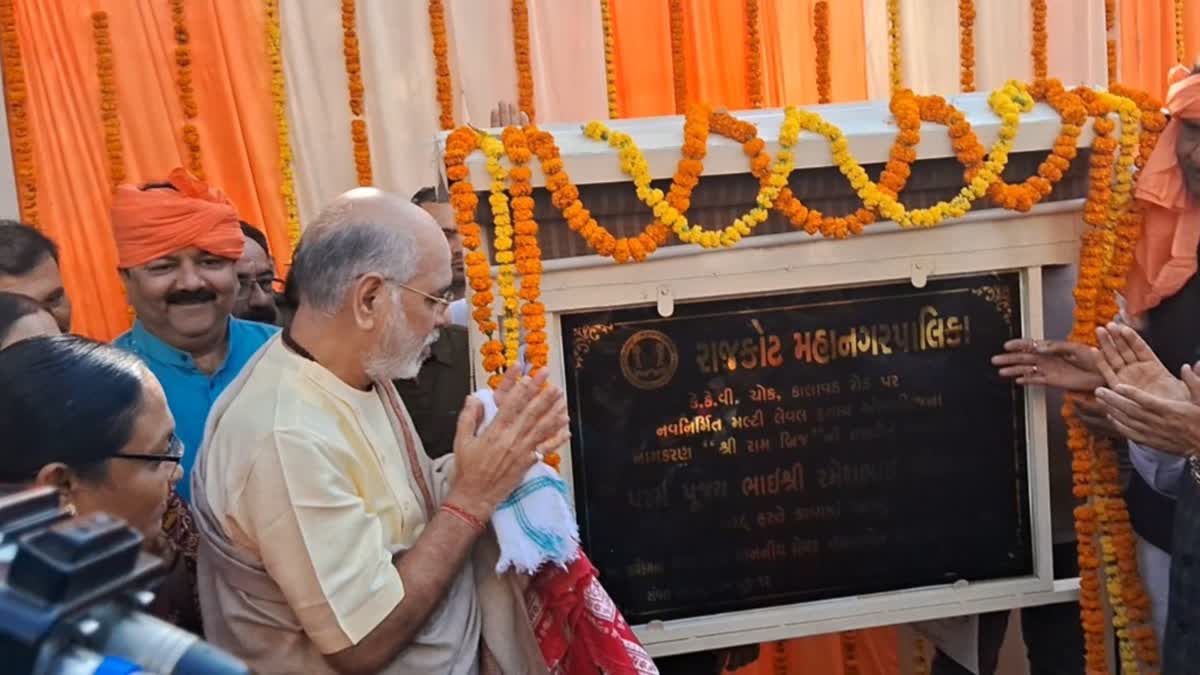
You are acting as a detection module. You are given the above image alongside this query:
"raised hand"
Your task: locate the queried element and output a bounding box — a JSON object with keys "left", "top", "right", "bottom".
{"left": 1093, "top": 323, "right": 1188, "bottom": 401}
{"left": 447, "top": 371, "right": 570, "bottom": 521}
{"left": 489, "top": 101, "right": 529, "bottom": 129}
{"left": 992, "top": 338, "right": 1104, "bottom": 392}
{"left": 1094, "top": 362, "right": 1200, "bottom": 455}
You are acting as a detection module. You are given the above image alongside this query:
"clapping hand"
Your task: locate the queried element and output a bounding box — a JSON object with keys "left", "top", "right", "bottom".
{"left": 1091, "top": 322, "right": 1200, "bottom": 455}
{"left": 448, "top": 368, "right": 570, "bottom": 520}
{"left": 1095, "top": 362, "right": 1200, "bottom": 456}
{"left": 992, "top": 338, "right": 1104, "bottom": 391}
{"left": 1092, "top": 323, "right": 1189, "bottom": 400}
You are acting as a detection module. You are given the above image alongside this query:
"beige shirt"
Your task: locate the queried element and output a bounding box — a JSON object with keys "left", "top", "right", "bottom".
{"left": 197, "top": 338, "right": 480, "bottom": 674}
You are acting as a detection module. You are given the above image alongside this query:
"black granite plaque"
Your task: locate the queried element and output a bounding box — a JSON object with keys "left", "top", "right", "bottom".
{"left": 561, "top": 272, "right": 1032, "bottom": 624}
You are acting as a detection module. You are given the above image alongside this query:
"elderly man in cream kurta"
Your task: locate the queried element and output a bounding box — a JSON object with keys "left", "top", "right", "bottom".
{"left": 190, "top": 189, "right": 569, "bottom": 675}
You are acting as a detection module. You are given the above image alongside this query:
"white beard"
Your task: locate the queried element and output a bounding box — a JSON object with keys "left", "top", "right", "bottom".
{"left": 364, "top": 310, "right": 439, "bottom": 382}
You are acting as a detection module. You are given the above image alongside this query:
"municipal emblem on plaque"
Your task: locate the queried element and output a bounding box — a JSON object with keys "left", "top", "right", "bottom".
{"left": 619, "top": 329, "right": 678, "bottom": 390}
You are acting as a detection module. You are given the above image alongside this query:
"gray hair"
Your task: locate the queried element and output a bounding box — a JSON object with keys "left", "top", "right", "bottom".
{"left": 291, "top": 204, "right": 420, "bottom": 314}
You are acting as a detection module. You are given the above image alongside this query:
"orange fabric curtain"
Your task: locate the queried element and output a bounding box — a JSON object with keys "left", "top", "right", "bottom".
{"left": 1118, "top": 0, "right": 1200, "bottom": 101}
{"left": 14, "top": 0, "right": 288, "bottom": 340}
{"left": 609, "top": 0, "right": 866, "bottom": 117}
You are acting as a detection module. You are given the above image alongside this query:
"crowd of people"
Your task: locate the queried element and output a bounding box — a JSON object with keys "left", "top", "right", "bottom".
{"left": 0, "top": 155, "right": 568, "bottom": 672}
{"left": 0, "top": 76, "right": 1199, "bottom": 674}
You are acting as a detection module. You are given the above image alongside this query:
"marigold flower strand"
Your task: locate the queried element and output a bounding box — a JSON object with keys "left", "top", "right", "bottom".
{"left": 172, "top": 0, "right": 203, "bottom": 180}
{"left": 265, "top": 0, "right": 300, "bottom": 254}
{"left": 511, "top": 0, "right": 535, "bottom": 123}
{"left": 1031, "top": 0, "right": 1047, "bottom": 81}
{"left": 1105, "top": 0, "right": 1117, "bottom": 84}
{"left": 342, "top": 0, "right": 372, "bottom": 185}
{"left": 959, "top": 0, "right": 975, "bottom": 93}
{"left": 444, "top": 128, "right": 500, "bottom": 382}
{"left": 1175, "top": 0, "right": 1187, "bottom": 65}
{"left": 746, "top": 0, "right": 764, "bottom": 108}
{"left": 669, "top": 0, "right": 687, "bottom": 114}
{"left": 813, "top": 1, "right": 831, "bottom": 104}
{"left": 429, "top": 0, "right": 454, "bottom": 130}
{"left": 93, "top": 11, "right": 125, "bottom": 188}
{"left": 887, "top": 0, "right": 902, "bottom": 95}
{"left": 600, "top": 0, "right": 618, "bottom": 119}
{"left": 0, "top": 0, "right": 33, "bottom": 224}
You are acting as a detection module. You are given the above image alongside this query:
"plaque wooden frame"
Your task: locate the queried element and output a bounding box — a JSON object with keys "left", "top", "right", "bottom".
{"left": 468, "top": 205, "right": 1081, "bottom": 657}
{"left": 440, "top": 95, "right": 1091, "bottom": 657}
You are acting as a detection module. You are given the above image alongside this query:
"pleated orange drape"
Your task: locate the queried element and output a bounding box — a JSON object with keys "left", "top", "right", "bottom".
{"left": 608, "top": 0, "right": 866, "bottom": 117}
{"left": 15, "top": 0, "right": 287, "bottom": 340}
{"left": 1118, "top": 0, "right": 1200, "bottom": 101}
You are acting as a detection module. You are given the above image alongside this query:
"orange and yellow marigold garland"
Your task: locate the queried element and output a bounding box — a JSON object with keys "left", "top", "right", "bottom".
{"left": 265, "top": 0, "right": 300, "bottom": 253}
{"left": 668, "top": 0, "right": 687, "bottom": 114}
{"left": 93, "top": 11, "right": 124, "bottom": 188}
{"left": 958, "top": 0, "right": 975, "bottom": 93}
{"left": 429, "top": 0, "right": 454, "bottom": 131}
{"left": 0, "top": 0, "right": 33, "bottom": 224}
{"left": 444, "top": 129, "right": 500, "bottom": 372}
{"left": 501, "top": 126, "right": 548, "bottom": 374}
{"left": 813, "top": 1, "right": 831, "bottom": 104}
{"left": 1064, "top": 87, "right": 1166, "bottom": 674}
{"left": 588, "top": 104, "right": 801, "bottom": 249}
{"left": 1105, "top": 0, "right": 1117, "bottom": 84}
{"left": 512, "top": 0, "right": 535, "bottom": 123}
{"left": 1070, "top": 99, "right": 1113, "bottom": 672}
{"left": 887, "top": 0, "right": 902, "bottom": 96}
{"left": 600, "top": 0, "right": 618, "bottom": 119}
{"left": 1031, "top": 0, "right": 1047, "bottom": 81}
{"left": 1176, "top": 0, "right": 1187, "bottom": 65}
{"left": 342, "top": 0, "right": 372, "bottom": 185}
{"left": 988, "top": 80, "right": 1086, "bottom": 211}
{"left": 746, "top": 0, "right": 763, "bottom": 108}
{"left": 773, "top": 88, "right": 921, "bottom": 238}
{"left": 482, "top": 133, "right": 517, "bottom": 374}
{"left": 172, "top": 0, "right": 203, "bottom": 180}
{"left": 529, "top": 125, "right": 665, "bottom": 263}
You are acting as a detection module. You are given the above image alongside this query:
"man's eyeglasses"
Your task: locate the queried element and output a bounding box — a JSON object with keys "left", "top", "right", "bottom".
{"left": 394, "top": 281, "right": 455, "bottom": 309}
{"left": 113, "top": 435, "right": 185, "bottom": 465}
{"left": 237, "top": 276, "right": 284, "bottom": 298}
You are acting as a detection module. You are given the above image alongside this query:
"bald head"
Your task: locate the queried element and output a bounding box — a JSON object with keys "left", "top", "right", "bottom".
{"left": 292, "top": 188, "right": 451, "bottom": 313}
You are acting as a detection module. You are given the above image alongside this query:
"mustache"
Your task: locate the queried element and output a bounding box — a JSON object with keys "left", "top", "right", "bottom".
{"left": 239, "top": 305, "right": 278, "bottom": 325}
{"left": 166, "top": 289, "right": 217, "bottom": 305}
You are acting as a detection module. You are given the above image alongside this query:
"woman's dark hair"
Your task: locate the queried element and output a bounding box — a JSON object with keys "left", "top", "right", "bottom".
{"left": 0, "top": 291, "right": 45, "bottom": 345}
{"left": 0, "top": 335, "right": 146, "bottom": 483}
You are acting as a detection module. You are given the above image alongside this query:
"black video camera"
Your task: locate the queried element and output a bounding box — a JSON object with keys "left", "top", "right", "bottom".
{"left": 0, "top": 486, "right": 251, "bottom": 675}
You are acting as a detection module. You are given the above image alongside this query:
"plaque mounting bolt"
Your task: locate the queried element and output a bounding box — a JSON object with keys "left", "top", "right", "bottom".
{"left": 656, "top": 285, "right": 675, "bottom": 317}
{"left": 909, "top": 260, "right": 932, "bottom": 289}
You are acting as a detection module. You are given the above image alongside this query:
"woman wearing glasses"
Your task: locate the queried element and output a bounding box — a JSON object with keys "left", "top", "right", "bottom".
{"left": 0, "top": 335, "right": 201, "bottom": 632}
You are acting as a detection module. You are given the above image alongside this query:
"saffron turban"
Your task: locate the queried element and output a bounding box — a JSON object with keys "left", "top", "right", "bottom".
{"left": 110, "top": 168, "right": 243, "bottom": 269}
{"left": 1126, "top": 67, "right": 1200, "bottom": 316}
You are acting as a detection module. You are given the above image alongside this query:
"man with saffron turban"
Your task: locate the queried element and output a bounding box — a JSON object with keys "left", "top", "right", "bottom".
{"left": 111, "top": 169, "right": 277, "bottom": 501}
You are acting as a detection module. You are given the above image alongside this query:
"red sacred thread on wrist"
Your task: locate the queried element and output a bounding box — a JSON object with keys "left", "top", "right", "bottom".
{"left": 441, "top": 503, "right": 486, "bottom": 532}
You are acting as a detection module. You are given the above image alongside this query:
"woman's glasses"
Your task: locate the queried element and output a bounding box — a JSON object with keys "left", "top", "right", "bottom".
{"left": 113, "top": 434, "right": 185, "bottom": 465}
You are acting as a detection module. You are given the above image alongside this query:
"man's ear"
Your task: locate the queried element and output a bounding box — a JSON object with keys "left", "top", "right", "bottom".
{"left": 352, "top": 273, "right": 389, "bottom": 330}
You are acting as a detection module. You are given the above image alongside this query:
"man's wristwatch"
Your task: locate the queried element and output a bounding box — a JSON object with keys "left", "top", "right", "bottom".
{"left": 1189, "top": 454, "right": 1200, "bottom": 485}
